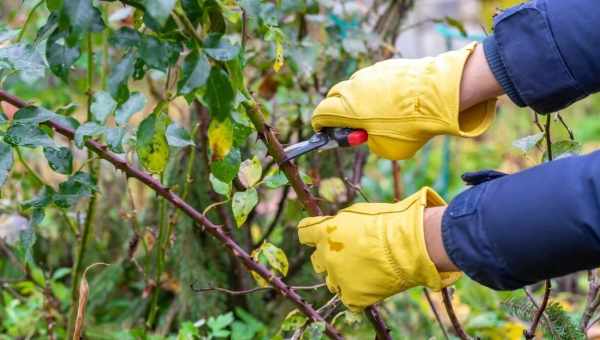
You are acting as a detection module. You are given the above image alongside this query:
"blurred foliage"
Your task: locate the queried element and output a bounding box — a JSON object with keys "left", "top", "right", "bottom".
{"left": 1, "top": 0, "right": 600, "bottom": 339}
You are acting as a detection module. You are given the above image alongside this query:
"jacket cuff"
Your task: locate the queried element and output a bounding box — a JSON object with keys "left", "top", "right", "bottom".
{"left": 483, "top": 36, "right": 525, "bottom": 108}
{"left": 441, "top": 183, "right": 529, "bottom": 290}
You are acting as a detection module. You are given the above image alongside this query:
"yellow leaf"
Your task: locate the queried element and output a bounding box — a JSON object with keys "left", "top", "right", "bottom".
{"left": 249, "top": 242, "right": 289, "bottom": 287}
{"left": 258, "top": 242, "right": 288, "bottom": 276}
{"left": 273, "top": 39, "right": 284, "bottom": 72}
{"left": 318, "top": 177, "right": 346, "bottom": 203}
{"left": 238, "top": 156, "right": 262, "bottom": 188}
{"left": 208, "top": 118, "right": 233, "bottom": 161}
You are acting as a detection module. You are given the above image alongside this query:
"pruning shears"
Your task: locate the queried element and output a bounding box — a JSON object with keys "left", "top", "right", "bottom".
{"left": 281, "top": 128, "right": 368, "bottom": 163}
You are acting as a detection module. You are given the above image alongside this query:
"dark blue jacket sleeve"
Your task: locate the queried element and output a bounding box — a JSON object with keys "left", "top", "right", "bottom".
{"left": 483, "top": 0, "right": 600, "bottom": 113}
{"left": 442, "top": 151, "right": 600, "bottom": 290}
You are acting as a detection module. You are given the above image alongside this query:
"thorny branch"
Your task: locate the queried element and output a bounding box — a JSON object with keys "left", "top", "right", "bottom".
{"left": 243, "top": 97, "right": 391, "bottom": 340}
{"left": 191, "top": 283, "right": 326, "bottom": 295}
{"left": 0, "top": 90, "right": 344, "bottom": 340}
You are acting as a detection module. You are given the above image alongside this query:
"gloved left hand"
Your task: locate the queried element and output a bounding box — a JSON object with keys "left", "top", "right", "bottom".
{"left": 298, "top": 187, "right": 462, "bottom": 311}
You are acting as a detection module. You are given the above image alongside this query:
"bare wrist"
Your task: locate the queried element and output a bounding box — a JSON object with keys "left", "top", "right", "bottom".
{"left": 424, "top": 206, "right": 459, "bottom": 272}
{"left": 459, "top": 43, "right": 504, "bottom": 112}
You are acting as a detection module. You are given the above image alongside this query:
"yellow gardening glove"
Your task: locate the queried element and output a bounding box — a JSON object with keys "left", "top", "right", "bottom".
{"left": 312, "top": 42, "right": 496, "bottom": 160}
{"left": 297, "top": 187, "right": 462, "bottom": 311}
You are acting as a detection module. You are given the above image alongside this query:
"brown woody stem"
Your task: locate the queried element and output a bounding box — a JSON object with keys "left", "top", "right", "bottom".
{"left": 0, "top": 90, "right": 343, "bottom": 340}
{"left": 525, "top": 280, "right": 551, "bottom": 339}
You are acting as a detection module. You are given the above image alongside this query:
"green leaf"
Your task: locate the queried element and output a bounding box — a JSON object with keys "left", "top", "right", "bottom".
{"left": 46, "top": 28, "right": 81, "bottom": 81}
{"left": 545, "top": 140, "right": 582, "bottom": 161}
{"left": 22, "top": 186, "right": 55, "bottom": 209}
{"left": 264, "top": 168, "right": 288, "bottom": 189}
{"left": 5, "top": 124, "right": 55, "bottom": 148}
{"left": 108, "top": 53, "right": 136, "bottom": 103}
{"left": 442, "top": 16, "right": 467, "bottom": 37}
{"left": 211, "top": 148, "right": 240, "bottom": 183}
{"left": 115, "top": 92, "right": 146, "bottom": 125}
{"left": 178, "top": 51, "right": 210, "bottom": 95}
{"left": 145, "top": 0, "right": 176, "bottom": 27}
{"left": 208, "top": 118, "right": 233, "bottom": 160}
{"left": 61, "top": 0, "right": 105, "bottom": 35}
{"left": 180, "top": 0, "right": 202, "bottom": 25}
{"left": 209, "top": 173, "right": 231, "bottom": 198}
{"left": 166, "top": 123, "right": 194, "bottom": 148}
{"left": 13, "top": 106, "right": 57, "bottom": 125}
{"left": 306, "top": 321, "right": 326, "bottom": 340}
{"left": 74, "top": 122, "right": 105, "bottom": 148}
{"left": 280, "top": 309, "right": 308, "bottom": 332}
{"left": 204, "top": 68, "right": 234, "bottom": 121}
{"left": 230, "top": 113, "right": 253, "bottom": 147}
{"left": 0, "top": 141, "right": 13, "bottom": 186}
{"left": 238, "top": 156, "right": 261, "bottom": 188}
{"left": 53, "top": 171, "right": 97, "bottom": 208}
{"left": 232, "top": 187, "right": 258, "bottom": 227}
{"left": 0, "top": 43, "right": 45, "bottom": 83}
{"left": 16, "top": 227, "right": 36, "bottom": 267}
{"left": 91, "top": 91, "right": 117, "bottom": 124}
{"left": 204, "top": 34, "right": 240, "bottom": 61}
{"left": 512, "top": 133, "right": 544, "bottom": 153}
{"left": 139, "top": 36, "right": 181, "bottom": 71}
{"left": 43, "top": 147, "right": 73, "bottom": 175}
{"left": 106, "top": 127, "right": 126, "bottom": 153}
{"left": 136, "top": 112, "right": 171, "bottom": 174}
{"left": 177, "top": 321, "right": 199, "bottom": 340}
{"left": 208, "top": 312, "right": 234, "bottom": 331}
{"left": 109, "top": 27, "right": 142, "bottom": 49}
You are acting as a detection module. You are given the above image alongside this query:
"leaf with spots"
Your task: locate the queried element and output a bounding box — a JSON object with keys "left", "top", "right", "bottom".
{"left": 250, "top": 241, "right": 288, "bottom": 287}
{"left": 232, "top": 187, "right": 257, "bottom": 227}
{"left": 5, "top": 124, "right": 55, "bottom": 148}
{"left": 238, "top": 156, "right": 262, "bottom": 188}
{"left": 280, "top": 309, "right": 308, "bottom": 332}
{"left": 136, "top": 112, "right": 171, "bottom": 174}
{"left": 208, "top": 117, "right": 233, "bottom": 161}
{"left": 43, "top": 146, "right": 73, "bottom": 175}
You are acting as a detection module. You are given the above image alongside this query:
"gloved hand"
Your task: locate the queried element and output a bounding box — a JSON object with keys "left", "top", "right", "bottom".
{"left": 298, "top": 187, "right": 462, "bottom": 311}
{"left": 311, "top": 42, "right": 496, "bottom": 160}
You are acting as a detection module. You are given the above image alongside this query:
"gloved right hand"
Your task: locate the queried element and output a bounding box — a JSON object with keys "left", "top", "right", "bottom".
{"left": 311, "top": 42, "right": 497, "bottom": 160}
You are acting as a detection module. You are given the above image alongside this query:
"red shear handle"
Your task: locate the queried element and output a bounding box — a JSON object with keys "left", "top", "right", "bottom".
{"left": 347, "top": 129, "right": 368, "bottom": 146}
{"left": 330, "top": 128, "right": 368, "bottom": 147}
